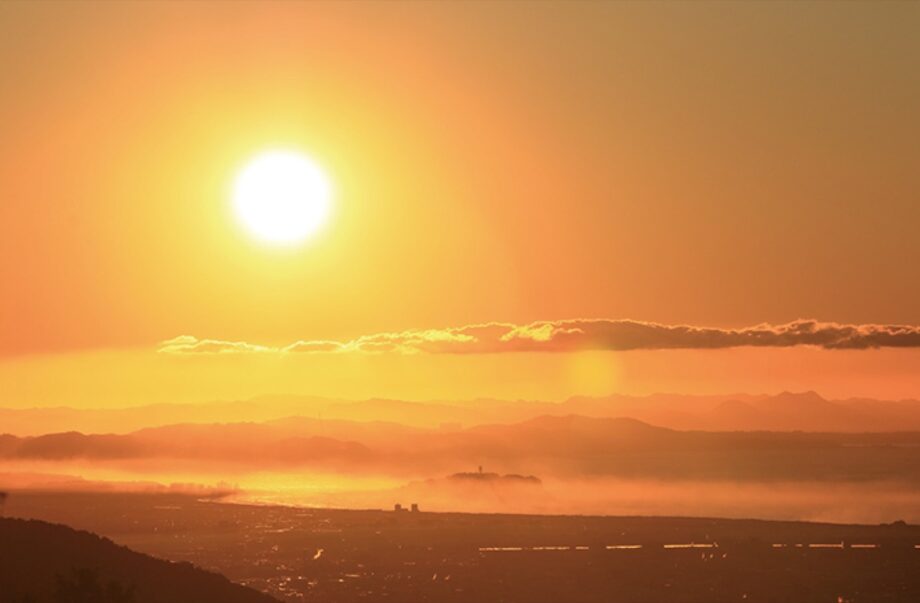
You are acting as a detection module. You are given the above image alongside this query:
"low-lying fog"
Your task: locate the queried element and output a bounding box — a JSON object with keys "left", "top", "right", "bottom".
{"left": 3, "top": 460, "right": 919, "bottom": 525}
{"left": 231, "top": 476, "right": 920, "bottom": 525}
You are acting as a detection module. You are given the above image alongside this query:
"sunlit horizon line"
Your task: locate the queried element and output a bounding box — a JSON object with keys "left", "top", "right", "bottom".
{"left": 2, "top": 387, "right": 918, "bottom": 414}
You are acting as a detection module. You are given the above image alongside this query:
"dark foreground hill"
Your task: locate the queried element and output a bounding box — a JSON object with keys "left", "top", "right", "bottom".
{"left": 0, "top": 517, "right": 277, "bottom": 603}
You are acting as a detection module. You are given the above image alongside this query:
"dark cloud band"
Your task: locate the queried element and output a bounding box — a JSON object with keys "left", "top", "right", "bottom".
{"left": 159, "top": 319, "right": 920, "bottom": 355}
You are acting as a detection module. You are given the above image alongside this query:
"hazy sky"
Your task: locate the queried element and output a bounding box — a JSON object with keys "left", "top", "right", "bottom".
{"left": 1, "top": 2, "right": 918, "bottom": 406}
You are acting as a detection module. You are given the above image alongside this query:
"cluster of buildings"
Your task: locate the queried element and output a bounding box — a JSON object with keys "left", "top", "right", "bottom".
{"left": 393, "top": 503, "right": 420, "bottom": 513}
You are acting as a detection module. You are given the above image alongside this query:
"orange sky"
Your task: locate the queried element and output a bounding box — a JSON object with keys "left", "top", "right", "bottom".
{"left": 1, "top": 2, "right": 918, "bottom": 407}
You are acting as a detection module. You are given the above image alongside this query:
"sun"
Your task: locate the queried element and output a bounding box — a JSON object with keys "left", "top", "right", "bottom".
{"left": 232, "top": 150, "right": 332, "bottom": 246}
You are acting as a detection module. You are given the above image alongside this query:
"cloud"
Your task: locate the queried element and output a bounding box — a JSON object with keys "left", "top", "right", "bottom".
{"left": 157, "top": 335, "right": 277, "bottom": 355}
{"left": 495, "top": 319, "right": 920, "bottom": 351}
{"left": 158, "top": 319, "right": 920, "bottom": 356}
{"left": 283, "top": 340, "right": 349, "bottom": 354}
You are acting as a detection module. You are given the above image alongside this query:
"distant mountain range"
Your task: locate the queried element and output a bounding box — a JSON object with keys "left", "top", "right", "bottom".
{"left": 3, "top": 413, "right": 920, "bottom": 484}
{"left": 3, "top": 391, "right": 920, "bottom": 436}
{"left": 0, "top": 517, "right": 276, "bottom": 603}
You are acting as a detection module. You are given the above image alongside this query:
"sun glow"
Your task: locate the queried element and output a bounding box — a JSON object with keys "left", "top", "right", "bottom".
{"left": 232, "top": 151, "right": 332, "bottom": 245}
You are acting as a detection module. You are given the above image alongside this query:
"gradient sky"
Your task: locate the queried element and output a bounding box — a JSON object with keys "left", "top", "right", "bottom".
{"left": 1, "top": 2, "right": 918, "bottom": 407}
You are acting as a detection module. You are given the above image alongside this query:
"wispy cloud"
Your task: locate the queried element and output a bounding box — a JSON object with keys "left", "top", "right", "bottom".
{"left": 158, "top": 335, "right": 277, "bottom": 355}
{"left": 158, "top": 319, "right": 920, "bottom": 356}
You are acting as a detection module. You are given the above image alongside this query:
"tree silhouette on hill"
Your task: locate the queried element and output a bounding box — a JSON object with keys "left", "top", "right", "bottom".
{"left": 54, "top": 568, "right": 135, "bottom": 603}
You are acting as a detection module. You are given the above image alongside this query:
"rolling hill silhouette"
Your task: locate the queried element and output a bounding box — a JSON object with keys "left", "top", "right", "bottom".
{"left": 0, "top": 517, "right": 276, "bottom": 603}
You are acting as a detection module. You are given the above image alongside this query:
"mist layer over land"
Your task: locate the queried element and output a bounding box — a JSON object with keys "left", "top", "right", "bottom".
{"left": 3, "top": 391, "right": 920, "bottom": 523}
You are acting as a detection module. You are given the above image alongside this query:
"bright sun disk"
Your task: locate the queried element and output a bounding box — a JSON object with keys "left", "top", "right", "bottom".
{"left": 232, "top": 150, "right": 332, "bottom": 245}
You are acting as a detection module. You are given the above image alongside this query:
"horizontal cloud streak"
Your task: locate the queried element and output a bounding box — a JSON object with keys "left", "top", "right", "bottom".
{"left": 159, "top": 319, "right": 920, "bottom": 356}
{"left": 158, "top": 335, "right": 276, "bottom": 355}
